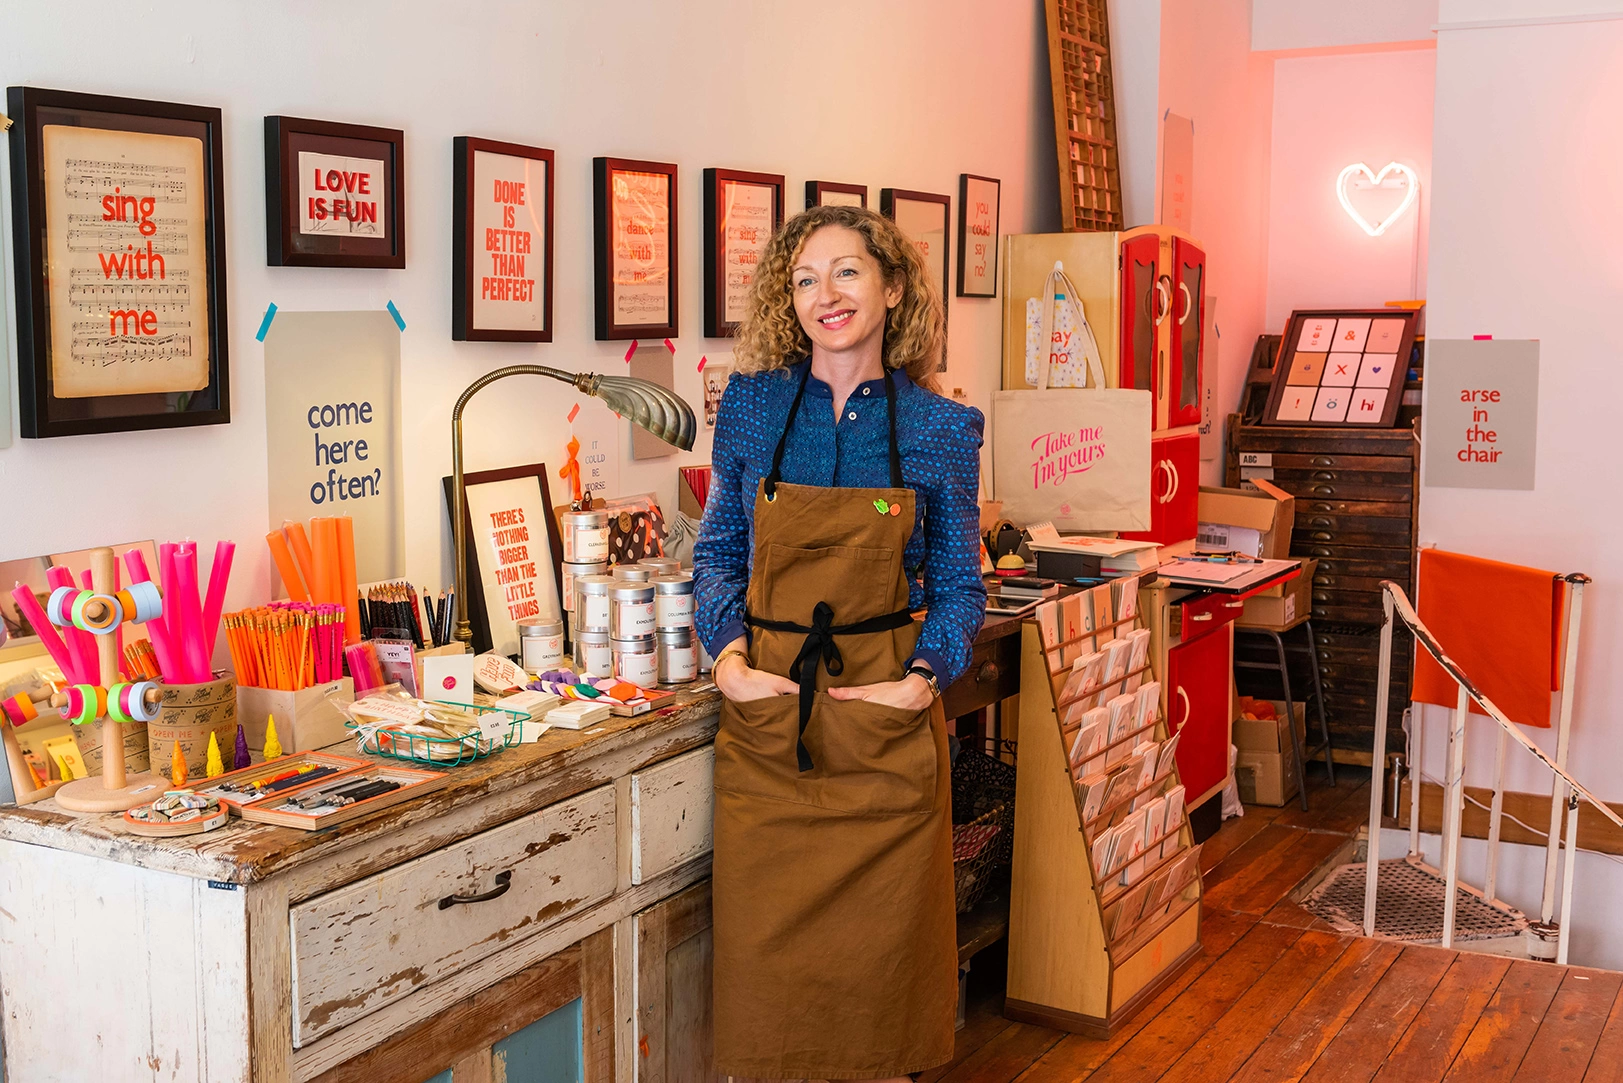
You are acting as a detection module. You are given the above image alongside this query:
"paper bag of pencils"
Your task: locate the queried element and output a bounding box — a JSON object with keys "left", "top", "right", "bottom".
{"left": 147, "top": 674, "right": 238, "bottom": 777}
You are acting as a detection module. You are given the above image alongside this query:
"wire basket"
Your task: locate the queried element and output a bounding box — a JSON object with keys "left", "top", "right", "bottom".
{"left": 950, "top": 746, "right": 1017, "bottom": 912}
{"left": 346, "top": 701, "right": 524, "bottom": 767}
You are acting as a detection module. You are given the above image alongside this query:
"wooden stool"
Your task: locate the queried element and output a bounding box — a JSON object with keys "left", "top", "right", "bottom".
{"left": 1234, "top": 616, "right": 1335, "bottom": 810}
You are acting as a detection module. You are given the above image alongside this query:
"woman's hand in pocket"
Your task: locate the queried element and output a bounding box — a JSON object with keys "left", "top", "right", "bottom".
{"left": 827, "top": 673, "right": 935, "bottom": 712}
{"left": 714, "top": 655, "right": 797, "bottom": 702}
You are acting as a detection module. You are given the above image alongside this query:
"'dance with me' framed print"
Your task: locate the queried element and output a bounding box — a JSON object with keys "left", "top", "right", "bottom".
{"left": 452, "top": 137, "right": 555, "bottom": 342}
{"left": 6, "top": 86, "right": 231, "bottom": 438}
{"left": 593, "top": 157, "right": 678, "bottom": 340}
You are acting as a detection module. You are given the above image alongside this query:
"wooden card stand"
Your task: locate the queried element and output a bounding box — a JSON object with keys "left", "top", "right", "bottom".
{"left": 1006, "top": 583, "right": 1203, "bottom": 1037}
{"left": 53, "top": 547, "right": 166, "bottom": 813}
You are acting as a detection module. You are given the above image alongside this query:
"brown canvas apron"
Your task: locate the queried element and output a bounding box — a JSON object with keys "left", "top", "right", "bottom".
{"left": 713, "top": 365, "right": 957, "bottom": 1080}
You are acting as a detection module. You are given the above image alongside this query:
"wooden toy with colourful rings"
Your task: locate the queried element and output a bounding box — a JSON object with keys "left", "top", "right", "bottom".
{"left": 108, "top": 682, "right": 161, "bottom": 724}
{"left": 47, "top": 582, "right": 164, "bottom": 634}
{"left": 1, "top": 694, "right": 37, "bottom": 728}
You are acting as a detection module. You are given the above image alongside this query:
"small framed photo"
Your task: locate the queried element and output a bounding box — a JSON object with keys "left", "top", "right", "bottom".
{"left": 703, "top": 168, "right": 784, "bottom": 338}
{"left": 441, "top": 463, "right": 566, "bottom": 657}
{"left": 957, "top": 174, "right": 1000, "bottom": 298}
{"left": 805, "top": 180, "right": 867, "bottom": 209}
{"left": 702, "top": 362, "right": 733, "bottom": 428}
{"left": 1263, "top": 308, "right": 1419, "bottom": 428}
{"left": 593, "top": 157, "right": 678, "bottom": 341}
{"left": 265, "top": 115, "right": 404, "bottom": 268}
{"left": 6, "top": 86, "right": 231, "bottom": 438}
{"left": 452, "top": 137, "right": 555, "bottom": 341}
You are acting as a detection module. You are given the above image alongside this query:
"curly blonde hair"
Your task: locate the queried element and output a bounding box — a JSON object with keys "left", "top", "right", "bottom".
{"left": 732, "top": 205, "right": 944, "bottom": 389}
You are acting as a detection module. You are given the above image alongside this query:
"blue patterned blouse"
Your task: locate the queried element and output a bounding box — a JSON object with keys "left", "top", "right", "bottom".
{"left": 693, "top": 360, "right": 987, "bottom": 685}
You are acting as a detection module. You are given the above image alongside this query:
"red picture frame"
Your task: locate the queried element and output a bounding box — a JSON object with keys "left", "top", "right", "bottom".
{"left": 703, "top": 167, "right": 784, "bottom": 338}
{"left": 805, "top": 180, "right": 867, "bottom": 209}
{"left": 452, "top": 137, "right": 555, "bottom": 342}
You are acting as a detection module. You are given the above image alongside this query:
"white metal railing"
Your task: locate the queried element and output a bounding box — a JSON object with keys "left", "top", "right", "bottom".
{"left": 1364, "top": 576, "right": 1619, "bottom": 964}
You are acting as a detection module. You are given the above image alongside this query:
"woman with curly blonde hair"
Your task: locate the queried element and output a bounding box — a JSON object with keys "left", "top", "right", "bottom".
{"left": 694, "top": 204, "right": 986, "bottom": 1081}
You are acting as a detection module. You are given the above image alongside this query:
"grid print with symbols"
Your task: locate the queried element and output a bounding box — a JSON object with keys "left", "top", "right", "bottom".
{"left": 1273, "top": 315, "right": 1407, "bottom": 425}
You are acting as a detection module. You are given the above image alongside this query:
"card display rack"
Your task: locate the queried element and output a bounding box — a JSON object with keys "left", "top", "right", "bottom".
{"left": 1006, "top": 578, "right": 1202, "bottom": 1037}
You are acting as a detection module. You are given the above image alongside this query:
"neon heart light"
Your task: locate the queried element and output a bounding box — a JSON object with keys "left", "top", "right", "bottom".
{"left": 1336, "top": 161, "right": 1419, "bottom": 237}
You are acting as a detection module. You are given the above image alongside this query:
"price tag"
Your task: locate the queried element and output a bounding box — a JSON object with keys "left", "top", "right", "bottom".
{"left": 1239, "top": 452, "right": 1272, "bottom": 467}
{"left": 476, "top": 712, "right": 510, "bottom": 742}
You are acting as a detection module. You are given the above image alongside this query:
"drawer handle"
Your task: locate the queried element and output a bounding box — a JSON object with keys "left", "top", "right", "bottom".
{"left": 1310, "top": 532, "right": 1333, "bottom": 541}
{"left": 439, "top": 870, "right": 513, "bottom": 910}
{"left": 1312, "top": 456, "right": 1334, "bottom": 467}
{"left": 1311, "top": 517, "right": 1332, "bottom": 527}
{"left": 1310, "top": 547, "right": 1331, "bottom": 557}
{"left": 1313, "top": 486, "right": 1335, "bottom": 496}
{"left": 1190, "top": 612, "right": 1213, "bottom": 621}
{"left": 976, "top": 660, "right": 1001, "bottom": 684}
{"left": 1224, "top": 600, "right": 1246, "bottom": 608}
{"left": 1175, "top": 686, "right": 1191, "bottom": 729}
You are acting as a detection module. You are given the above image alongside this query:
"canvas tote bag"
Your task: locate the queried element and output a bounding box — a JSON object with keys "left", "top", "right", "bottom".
{"left": 993, "top": 261, "right": 1151, "bottom": 532}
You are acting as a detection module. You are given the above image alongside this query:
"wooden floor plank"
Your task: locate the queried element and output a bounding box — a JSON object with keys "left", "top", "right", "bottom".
{"left": 1012, "top": 911, "right": 1261, "bottom": 1083}
{"left": 1441, "top": 958, "right": 1567, "bottom": 1082}
{"left": 1581, "top": 981, "right": 1623, "bottom": 1083}
{"left": 1302, "top": 780, "right": 1375, "bottom": 837}
{"left": 1203, "top": 828, "right": 1348, "bottom": 916}
{"left": 1369, "top": 951, "right": 1512, "bottom": 1083}
{"left": 937, "top": 1021, "right": 1066, "bottom": 1083}
{"left": 1299, "top": 945, "right": 1458, "bottom": 1083}
{"left": 1083, "top": 922, "right": 1307, "bottom": 1083}
{"left": 1203, "top": 823, "right": 1301, "bottom": 894}
{"left": 1227, "top": 938, "right": 1403, "bottom": 1083}
{"left": 1201, "top": 812, "right": 1280, "bottom": 875}
{"left": 927, "top": 991, "right": 1017, "bottom": 1083}
{"left": 1156, "top": 930, "right": 1353, "bottom": 1083}
{"left": 1273, "top": 775, "right": 1361, "bottom": 830}
{"left": 1511, "top": 968, "right": 1623, "bottom": 1082}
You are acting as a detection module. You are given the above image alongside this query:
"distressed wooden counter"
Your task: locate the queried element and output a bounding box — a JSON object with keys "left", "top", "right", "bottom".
{"left": 0, "top": 688, "right": 722, "bottom": 1083}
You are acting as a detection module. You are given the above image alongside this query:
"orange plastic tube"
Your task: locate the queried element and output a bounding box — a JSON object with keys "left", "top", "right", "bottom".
{"left": 265, "top": 530, "right": 311, "bottom": 602}
{"left": 335, "top": 516, "right": 360, "bottom": 644}
{"left": 284, "top": 521, "right": 318, "bottom": 603}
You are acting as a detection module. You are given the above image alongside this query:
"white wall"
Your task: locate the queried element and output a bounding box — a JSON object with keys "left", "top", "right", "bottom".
{"left": 1108, "top": 0, "right": 1162, "bottom": 226}
{"left": 0, "top": 0, "right": 1056, "bottom": 645}
{"left": 1253, "top": 0, "right": 1439, "bottom": 52}
{"left": 1414, "top": 8, "right": 1623, "bottom": 969}
{"left": 1156, "top": 0, "right": 1275, "bottom": 484}
{"left": 1264, "top": 49, "right": 1434, "bottom": 328}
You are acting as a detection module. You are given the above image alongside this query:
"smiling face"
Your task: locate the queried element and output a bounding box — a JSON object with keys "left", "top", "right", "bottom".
{"left": 790, "top": 224, "right": 902, "bottom": 358}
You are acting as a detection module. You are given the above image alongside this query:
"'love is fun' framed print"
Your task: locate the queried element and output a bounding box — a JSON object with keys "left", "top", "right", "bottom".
{"left": 265, "top": 115, "right": 404, "bottom": 268}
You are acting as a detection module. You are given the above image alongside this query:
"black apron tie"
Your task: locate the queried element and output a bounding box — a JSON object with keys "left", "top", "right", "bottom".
{"left": 747, "top": 602, "right": 915, "bottom": 771}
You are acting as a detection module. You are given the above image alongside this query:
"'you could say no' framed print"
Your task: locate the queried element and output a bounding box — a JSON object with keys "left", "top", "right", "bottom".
{"left": 265, "top": 115, "right": 404, "bottom": 268}
{"left": 6, "top": 86, "right": 230, "bottom": 438}
{"left": 453, "top": 137, "right": 555, "bottom": 341}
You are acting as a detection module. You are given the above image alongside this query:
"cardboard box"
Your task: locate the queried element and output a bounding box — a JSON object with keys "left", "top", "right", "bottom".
{"left": 1196, "top": 479, "right": 1295, "bottom": 559}
{"left": 1238, "top": 558, "right": 1317, "bottom": 630}
{"left": 1233, "top": 700, "right": 1306, "bottom": 807}
{"left": 236, "top": 678, "right": 355, "bottom": 754}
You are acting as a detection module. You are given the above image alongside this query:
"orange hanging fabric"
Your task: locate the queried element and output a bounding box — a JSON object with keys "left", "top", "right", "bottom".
{"left": 1412, "top": 549, "right": 1564, "bottom": 728}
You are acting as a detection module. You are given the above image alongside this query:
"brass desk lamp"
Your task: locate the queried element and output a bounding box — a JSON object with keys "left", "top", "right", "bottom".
{"left": 451, "top": 365, "right": 696, "bottom": 647}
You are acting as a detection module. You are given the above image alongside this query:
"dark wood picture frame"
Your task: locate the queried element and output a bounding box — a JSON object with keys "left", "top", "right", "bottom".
{"left": 703, "top": 167, "right": 784, "bottom": 338}
{"left": 265, "top": 115, "right": 405, "bottom": 268}
{"left": 593, "top": 156, "right": 678, "bottom": 341}
{"left": 441, "top": 463, "right": 566, "bottom": 657}
{"left": 956, "top": 173, "right": 1000, "bottom": 298}
{"left": 1261, "top": 308, "right": 1418, "bottom": 428}
{"left": 882, "top": 187, "right": 952, "bottom": 347}
{"left": 5, "top": 86, "right": 231, "bottom": 438}
{"left": 452, "top": 137, "right": 555, "bottom": 342}
{"left": 805, "top": 180, "right": 867, "bottom": 209}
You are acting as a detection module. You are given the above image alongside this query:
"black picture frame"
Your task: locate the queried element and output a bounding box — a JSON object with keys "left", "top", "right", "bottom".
{"left": 452, "top": 137, "right": 555, "bottom": 342}
{"left": 703, "top": 167, "right": 784, "bottom": 338}
{"left": 265, "top": 115, "right": 404, "bottom": 268}
{"left": 956, "top": 173, "right": 1000, "bottom": 298}
{"left": 882, "top": 187, "right": 952, "bottom": 359}
{"left": 1261, "top": 309, "right": 1419, "bottom": 428}
{"left": 805, "top": 180, "right": 867, "bottom": 209}
{"left": 5, "top": 86, "right": 231, "bottom": 438}
{"left": 441, "top": 463, "right": 566, "bottom": 657}
{"left": 593, "top": 156, "right": 679, "bottom": 341}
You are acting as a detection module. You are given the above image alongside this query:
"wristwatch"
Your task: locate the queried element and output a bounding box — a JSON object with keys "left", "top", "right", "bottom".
{"left": 904, "top": 664, "right": 941, "bottom": 698}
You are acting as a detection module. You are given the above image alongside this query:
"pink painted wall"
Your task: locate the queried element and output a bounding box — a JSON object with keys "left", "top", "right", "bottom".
{"left": 1156, "top": 0, "right": 1276, "bottom": 483}
{"left": 1264, "top": 50, "right": 1436, "bottom": 329}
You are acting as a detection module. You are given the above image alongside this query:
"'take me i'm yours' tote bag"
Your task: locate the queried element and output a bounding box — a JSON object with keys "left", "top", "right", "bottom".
{"left": 993, "top": 261, "right": 1151, "bottom": 532}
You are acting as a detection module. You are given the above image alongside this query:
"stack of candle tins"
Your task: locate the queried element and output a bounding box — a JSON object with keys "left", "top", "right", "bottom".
{"left": 7, "top": 541, "right": 234, "bottom": 689}
{"left": 221, "top": 603, "right": 346, "bottom": 691}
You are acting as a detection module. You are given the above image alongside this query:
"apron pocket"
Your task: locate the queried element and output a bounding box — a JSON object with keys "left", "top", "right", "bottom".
{"left": 715, "top": 692, "right": 938, "bottom": 816}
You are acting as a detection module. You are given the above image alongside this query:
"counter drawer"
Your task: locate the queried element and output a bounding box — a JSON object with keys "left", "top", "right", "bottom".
{"left": 291, "top": 784, "right": 617, "bottom": 1046}
{"left": 631, "top": 745, "right": 715, "bottom": 885}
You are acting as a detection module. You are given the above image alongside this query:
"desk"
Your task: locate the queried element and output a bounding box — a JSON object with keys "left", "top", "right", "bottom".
{"left": 0, "top": 689, "right": 722, "bottom": 1083}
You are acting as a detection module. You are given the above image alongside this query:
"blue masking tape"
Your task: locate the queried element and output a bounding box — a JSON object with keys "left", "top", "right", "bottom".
{"left": 386, "top": 300, "right": 405, "bottom": 331}
{"left": 255, "top": 303, "right": 278, "bottom": 342}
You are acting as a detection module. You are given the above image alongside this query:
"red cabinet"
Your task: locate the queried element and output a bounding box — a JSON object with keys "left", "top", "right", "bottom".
{"left": 1168, "top": 238, "right": 1205, "bottom": 429}
{"left": 1118, "top": 232, "right": 1161, "bottom": 397}
{"left": 1120, "top": 432, "right": 1199, "bottom": 546}
{"left": 1166, "top": 623, "right": 1233, "bottom": 806}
